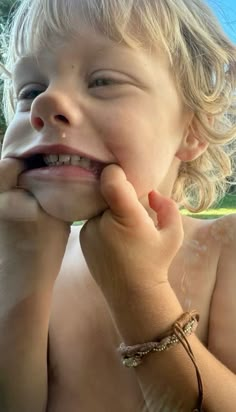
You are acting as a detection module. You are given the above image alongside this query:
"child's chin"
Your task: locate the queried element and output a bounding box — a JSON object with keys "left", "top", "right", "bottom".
{"left": 37, "top": 203, "right": 102, "bottom": 223}
{"left": 20, "top": 179, "right": 107, "bottom": 223}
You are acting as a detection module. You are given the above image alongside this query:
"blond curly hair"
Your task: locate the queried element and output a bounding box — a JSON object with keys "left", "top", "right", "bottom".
{"left": 1, "top": 0, "right": 236, "bottom": 211}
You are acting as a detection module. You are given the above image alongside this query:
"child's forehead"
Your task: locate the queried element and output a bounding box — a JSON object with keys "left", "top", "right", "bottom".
{"left": 16, "top": 21, "right": 128, "bottom": 64}
{"left": 12, "top": 44, "right": 169, "bottom": 80}
{"left": 10, "top": 0, "right": 173, "bottom": 82}
{"left": 13, "top": 24, "right": 168, "bottom": 72}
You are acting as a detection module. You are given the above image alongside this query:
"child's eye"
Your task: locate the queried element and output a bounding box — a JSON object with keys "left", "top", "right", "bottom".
{"left": 17, "top": 87, "right": 44, "bottom": 101}
{"left": 89, "top": 77, "right": 119, "bottom": 88}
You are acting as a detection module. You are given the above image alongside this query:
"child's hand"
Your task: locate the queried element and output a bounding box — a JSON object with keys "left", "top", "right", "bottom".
{"left": 0, "top": 158, "right": 70, "bottom": 297}
{"left": 80, "top": 164, "right": 183, "bottom": 306}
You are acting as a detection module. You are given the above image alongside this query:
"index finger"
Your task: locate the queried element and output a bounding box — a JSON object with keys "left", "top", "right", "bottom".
{"left": 0, "top": 158, "right": 26, "bottom": 192}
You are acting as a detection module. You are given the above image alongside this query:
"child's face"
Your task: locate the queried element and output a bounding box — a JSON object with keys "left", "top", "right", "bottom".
{"left": 2, "top": 22, "right": 191, "bottom": 222}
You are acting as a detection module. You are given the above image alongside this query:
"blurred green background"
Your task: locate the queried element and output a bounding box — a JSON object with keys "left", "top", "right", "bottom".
{"left": 0, "top": 0, "right": 235, "bottom": 220}
{"left": 181, "top": 194, "right": 236, "bottom": 219}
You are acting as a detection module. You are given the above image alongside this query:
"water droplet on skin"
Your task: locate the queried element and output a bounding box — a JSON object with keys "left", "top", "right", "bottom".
{"left": 183, "top": 239, "right": 208, "bottom": 267}
{"left": 188, "top": 239, "right": 207, "bottom": 254}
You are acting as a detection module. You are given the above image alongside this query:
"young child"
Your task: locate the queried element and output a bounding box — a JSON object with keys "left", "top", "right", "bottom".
{"left": 0, "top": 0, "right": 236, "bottom": 411}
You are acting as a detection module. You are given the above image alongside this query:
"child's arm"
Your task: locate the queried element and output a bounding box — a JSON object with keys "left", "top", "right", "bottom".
{"left": 0, "top": 159, "right": 70, "bottom": 412}
{"left": 207, "top": 213, "right": 236, "bottom": 372}
{"left": 80, "top": 164, "right": 236, "bottom": 412}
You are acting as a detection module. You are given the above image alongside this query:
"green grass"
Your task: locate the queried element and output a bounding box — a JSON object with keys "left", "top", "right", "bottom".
{"left": 73, "top": 194, "right": 236, "bottom": 225}
{"left": 181, "top": 193, "right": 236, "bottom": 220}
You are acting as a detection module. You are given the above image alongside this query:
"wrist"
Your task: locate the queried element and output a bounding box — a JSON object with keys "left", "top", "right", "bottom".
{"left": 109, "top": 282, "right": 183, "bottom": 345}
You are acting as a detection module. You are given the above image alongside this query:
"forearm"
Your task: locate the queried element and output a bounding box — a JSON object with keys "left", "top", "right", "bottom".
{"left": 110, "top": 283, "right": 236, "bottom": 412}
{"left": 0, "top": 287, "right": 53, "bottom": 412}
{"left": 0, "top": 249, "right": 61, "bottom": 412}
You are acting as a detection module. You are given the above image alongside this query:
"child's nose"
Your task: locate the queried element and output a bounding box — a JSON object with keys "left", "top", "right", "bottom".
{"left": 30, "top": 90, "right": 81, "bottom": 132}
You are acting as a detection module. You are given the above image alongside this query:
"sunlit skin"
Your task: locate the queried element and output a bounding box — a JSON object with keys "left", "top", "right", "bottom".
{"left": 1, "top": 23, "right": 202, "bottom": 223}
{"left": 1, "top": 20, "right": 236, "bottom": 412}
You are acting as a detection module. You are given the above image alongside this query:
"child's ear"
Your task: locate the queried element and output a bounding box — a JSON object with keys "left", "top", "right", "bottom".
{"left": 176, "top": 117, "right": 209, "bottom": 162}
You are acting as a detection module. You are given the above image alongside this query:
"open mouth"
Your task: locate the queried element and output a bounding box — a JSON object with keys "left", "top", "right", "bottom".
{"left": 24, "top": 154, "right": 47, "bottom": 170}
{"left": 23, "top": 153, "right": 105, "bottom": 178}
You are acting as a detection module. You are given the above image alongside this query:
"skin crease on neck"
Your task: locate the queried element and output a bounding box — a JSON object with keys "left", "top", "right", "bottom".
{"left": 2, "top": 20, "right": 203, "bottom": 224}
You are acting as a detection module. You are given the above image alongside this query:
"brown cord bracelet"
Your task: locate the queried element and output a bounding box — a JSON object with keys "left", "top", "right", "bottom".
{"left": 118, "top": 310, "right": 203, "bottom": 412}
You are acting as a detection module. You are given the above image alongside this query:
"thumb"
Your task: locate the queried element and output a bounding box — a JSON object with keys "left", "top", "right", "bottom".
{"left": 148, "top": 190, "right": 183, "bottom": 236}
{"left": 100, "top": 165, "right": 146, "bottom": 226}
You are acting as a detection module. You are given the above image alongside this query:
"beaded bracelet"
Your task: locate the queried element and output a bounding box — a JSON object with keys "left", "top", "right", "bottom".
{"left": 118, "top": 310, "right": 203, "bottom": 412}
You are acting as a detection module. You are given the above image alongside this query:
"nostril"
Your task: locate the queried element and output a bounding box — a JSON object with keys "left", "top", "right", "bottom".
{"left": 55, "top": 114, "right": 69, "bottom": 124}
{"left": 32, "top": 117, "right": 44, "bottom": 130}
{"left": 31, "top": 114, "right": 70, "bottom": 130}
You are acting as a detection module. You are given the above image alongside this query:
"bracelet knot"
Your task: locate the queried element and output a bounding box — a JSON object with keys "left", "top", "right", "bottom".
{"left": 118, "top": 310, "right": 203, "bottom": 411}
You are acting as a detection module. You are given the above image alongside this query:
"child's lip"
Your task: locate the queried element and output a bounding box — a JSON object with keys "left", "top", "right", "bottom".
{"left": 17, "top": 143, "right": 110, "bottom": 165}
{"left": 19, "top": 164, "right": 103, "bottom": 182}
{"left": 14, "top": 143, "right": 111, "bottom": 178}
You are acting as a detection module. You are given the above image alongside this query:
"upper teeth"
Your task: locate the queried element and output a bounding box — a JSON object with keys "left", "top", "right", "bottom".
{"left": 43, "top": 154, "right": 92, "bottom": 168}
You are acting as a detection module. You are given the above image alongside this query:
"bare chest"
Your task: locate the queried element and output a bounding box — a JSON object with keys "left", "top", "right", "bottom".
{"left": 46, "top": 222, "right": 220, "bottom": 412}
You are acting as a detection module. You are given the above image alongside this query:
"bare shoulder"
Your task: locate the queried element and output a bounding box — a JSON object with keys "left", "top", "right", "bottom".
{"left": 181, "top": 212, "right": 236, "bottom": 250}
{"left": 207, "top": 214, "right": 236, "bottom": 373}
{"left": 209, "top": 212, "right": 236, "bottom": 244}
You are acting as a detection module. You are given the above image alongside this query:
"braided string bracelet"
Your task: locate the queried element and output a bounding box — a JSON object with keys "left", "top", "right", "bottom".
{"left": 118, "top": 310, "right": 203, "bottom": 412}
